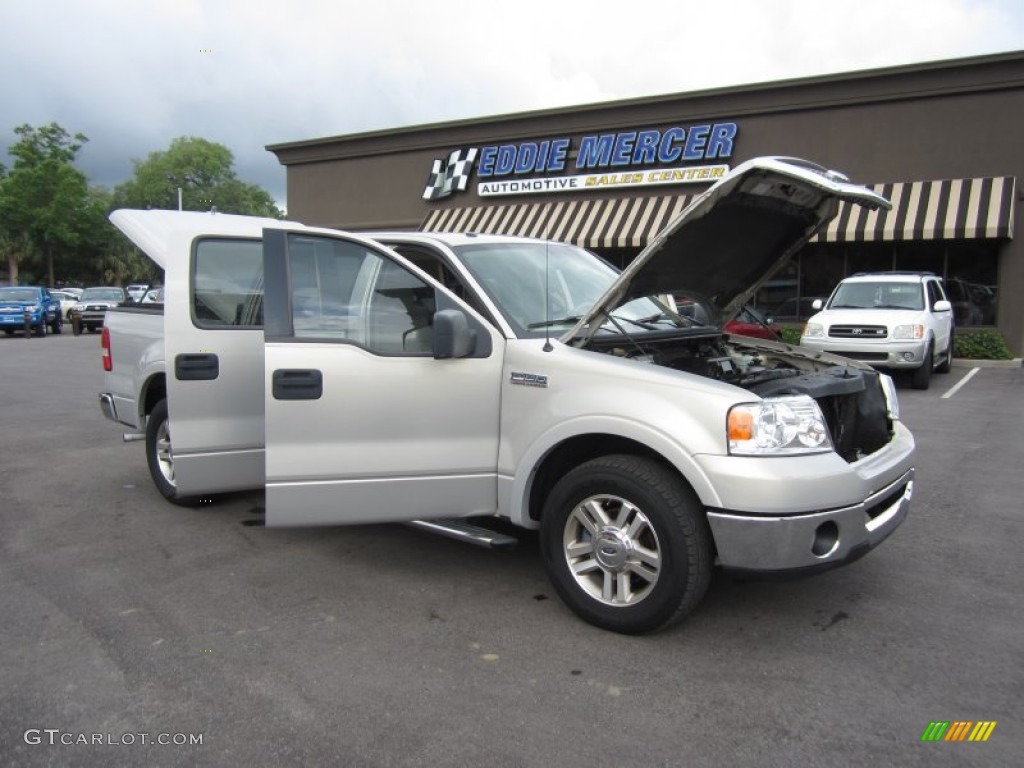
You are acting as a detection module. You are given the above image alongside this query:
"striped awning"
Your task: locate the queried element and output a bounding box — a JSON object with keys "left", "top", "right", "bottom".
{"left": 814, "top": 176, "right": 1015, "bottom": 242}
{"left": 421, "top": 176, "right": 1015, "bottom": 248}
{"left": 420, "top": 194, "right": 694, "bottom": 249}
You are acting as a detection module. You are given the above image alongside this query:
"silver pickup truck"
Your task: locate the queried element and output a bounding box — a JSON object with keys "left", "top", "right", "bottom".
{"left": 99, "top": 157, "right": 915, "bottom": 634}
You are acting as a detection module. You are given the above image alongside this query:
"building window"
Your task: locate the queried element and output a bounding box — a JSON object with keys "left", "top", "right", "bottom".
{"left": 946, "top": 241, "right": 999, "bottom": 325}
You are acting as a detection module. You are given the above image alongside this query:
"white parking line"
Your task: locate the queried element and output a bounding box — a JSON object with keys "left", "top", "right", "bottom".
{"left": 942, "top": 367, "right": 980, "bottom": 399}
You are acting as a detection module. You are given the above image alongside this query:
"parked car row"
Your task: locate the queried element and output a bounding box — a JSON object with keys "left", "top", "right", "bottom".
{"left": 0, "top": 284, "right": 162, "bottom": 337}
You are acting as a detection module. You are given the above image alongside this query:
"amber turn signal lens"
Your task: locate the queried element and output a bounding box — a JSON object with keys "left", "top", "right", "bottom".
{"left": 728, "top": 410, "right": 754, "bottom": 441}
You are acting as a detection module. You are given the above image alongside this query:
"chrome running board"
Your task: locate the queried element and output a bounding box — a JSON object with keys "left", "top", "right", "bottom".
{"left": 407, "top": 518, "right": 518, "bottom": 550}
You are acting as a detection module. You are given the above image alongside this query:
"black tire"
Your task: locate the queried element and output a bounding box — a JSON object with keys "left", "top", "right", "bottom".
{"left": 145, "top": 399, "right": 198, "bottom": 506}
{"left": 51, "top": 313, "right": 63, "bottom": 335}
{"left": 936, "top": 332, "right": 953, "bottom": 374}
{"left": 34, "top": 320, "right": 47, "bottom": 337}
{"left": 540, "top": 454, "right": 712, "bottom": 634}
{"left": 911, "top": 345, "right": 933, "bottom": 390}
{"left": 86, "top": 325, "right": 97, "bottom": 333}
{"left": 3, "top": 329, "right": 13, "bottom": 336}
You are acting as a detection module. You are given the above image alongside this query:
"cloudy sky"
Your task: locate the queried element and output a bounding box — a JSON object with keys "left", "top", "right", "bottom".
{"left": 2, "top": 0, "right": 1022, "bottom": 210}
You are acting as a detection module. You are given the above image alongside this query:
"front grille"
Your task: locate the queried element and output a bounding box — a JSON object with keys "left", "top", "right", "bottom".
{"left": 832, "top": 351, "right": 889, "bottom": 361}
{"left": 817, "top": 377, "right": 892, "bottom": 463}
{"left": 829, "top": 325, "right": 887, "bottom": 339}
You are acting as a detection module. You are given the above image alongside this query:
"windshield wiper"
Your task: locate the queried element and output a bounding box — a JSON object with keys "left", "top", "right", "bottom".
{"left": 634, "top": 310, "right": 706, "bottom": 328}
{"left": 633, "top": 311, "right": 677, "bottom": 325}
{"left": 610, "top": 313, "right": 660, "bottom": 330}
{"left": 529, "top": 313, "right": 660, "bottom": 331}
{"left": 527, "top": 315, "right": 583, "bottom": 329}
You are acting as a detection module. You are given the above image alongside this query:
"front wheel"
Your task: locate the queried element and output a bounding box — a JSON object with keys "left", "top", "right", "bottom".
{"left": 34, "top": 320, "right": 47, "bottom": 337}
{"left": 911, "top": 345, "right": 933, "bottom": 390}
{"left": 936, "top": 333, "right": 953, "bottom": 374}
{"left": 540, "top": 454, "right": 712, "bottom": 634}
{"left": 146, "top": 399, "right": 198, "bottom": 506}
{"left": 51, "top": 314, "right": 63, "bottom": 335}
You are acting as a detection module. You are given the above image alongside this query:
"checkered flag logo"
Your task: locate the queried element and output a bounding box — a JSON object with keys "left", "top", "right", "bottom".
{"left": 422, "top": 148, "right": 478, "bottom": 200}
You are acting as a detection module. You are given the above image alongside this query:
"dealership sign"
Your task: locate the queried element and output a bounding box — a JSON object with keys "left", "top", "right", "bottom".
{"left": 423, "top": 122, "right": 738, "bottom": 200}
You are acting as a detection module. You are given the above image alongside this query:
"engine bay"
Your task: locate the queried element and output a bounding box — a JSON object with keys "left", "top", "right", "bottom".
{"left": 589, "top": 330, "right": 893, "bottom": 462}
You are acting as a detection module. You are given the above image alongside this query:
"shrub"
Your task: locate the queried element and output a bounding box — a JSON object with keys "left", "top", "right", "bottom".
{"left": 779, "top": 327, "right": 803, "bottom": 345}
{"left": 953, "top": 329, "right": 1014, "bottom": 360}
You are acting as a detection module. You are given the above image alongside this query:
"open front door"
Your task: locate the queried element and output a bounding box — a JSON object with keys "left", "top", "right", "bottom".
{"left": 262, "top": 229, "right": 504, "bottom": 527}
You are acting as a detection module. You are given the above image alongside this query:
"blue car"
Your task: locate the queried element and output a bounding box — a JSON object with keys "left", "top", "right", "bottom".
{"left": 0, "top": 286, "right": 64, "bottom": 336}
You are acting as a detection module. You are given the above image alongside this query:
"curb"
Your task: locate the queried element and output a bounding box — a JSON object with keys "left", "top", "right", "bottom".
{"left": 951, "top": 358, "right": 1022, "bottom": 369}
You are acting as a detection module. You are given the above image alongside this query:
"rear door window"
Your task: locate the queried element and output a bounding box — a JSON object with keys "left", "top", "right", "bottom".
{"left": 192, "top": 238, "right": 264, "bottom": 328}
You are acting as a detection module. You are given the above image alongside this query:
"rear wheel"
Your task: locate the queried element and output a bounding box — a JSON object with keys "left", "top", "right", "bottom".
{"left": 540, "top": 454, "right": 712, "bottom": 634}
{"left": 911, "top": 345, "right": 933, "bottom": 390}
{"left": 146, "top": 399, "right": 198, "bottom": 506}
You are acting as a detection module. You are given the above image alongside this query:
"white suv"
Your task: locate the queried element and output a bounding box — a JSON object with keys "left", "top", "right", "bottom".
{"left": 800, "top": 272, "right": 954, "bottom": 390}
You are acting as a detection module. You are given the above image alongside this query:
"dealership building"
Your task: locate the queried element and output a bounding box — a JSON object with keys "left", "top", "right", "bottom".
{"left": 268, "top": 51, "right": 1024, "bottom": 355}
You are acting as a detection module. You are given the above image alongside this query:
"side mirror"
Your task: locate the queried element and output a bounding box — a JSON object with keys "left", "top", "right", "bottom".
{"left": 933, "top": 299, "right": 952, "bottom": 313}
{"left": 433, "top": 309, "right": 475, "bottom": 359}
{"left": 766, "top": 317, "right": 774, "bottom": 325}
{"left": 812, "top": 299, "right": 824, "bottom": 311}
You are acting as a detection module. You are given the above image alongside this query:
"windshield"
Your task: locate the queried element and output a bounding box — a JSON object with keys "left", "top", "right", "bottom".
{"left": 80, "top": 288, "right": 125, "bottom": 302}
{"left": 828, "top": 281, "right": 924, "bottom": 310}
{"left": 452, "top": 241, "right": 689, "bottom": 337}
{"left": 0, "top": 287, "right": 40, "bottom": 302}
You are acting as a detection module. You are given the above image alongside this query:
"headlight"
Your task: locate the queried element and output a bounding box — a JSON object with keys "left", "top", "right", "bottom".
{"left": 878, "top": 373, "right": 900, "bottom": 420}
{"left": 892, "top": 324, "right": 924, "bottom": 340}
{"left": 802, "top": 323, "right": 823, "bottom": 338}
{"left": 728, "top": 395, "right": 833, "bottom": 456}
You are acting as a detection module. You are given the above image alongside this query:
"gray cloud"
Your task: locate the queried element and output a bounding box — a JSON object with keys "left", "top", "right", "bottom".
{"left": 2, "top": 0, "right": 1021, "bottom": 211}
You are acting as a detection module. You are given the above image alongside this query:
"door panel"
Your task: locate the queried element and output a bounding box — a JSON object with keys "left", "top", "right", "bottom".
{"left": 262, "top": 229, "right": 504, "bottom": 527}
{"left": 165, "top": 235, "right": 266, "bottom": 495}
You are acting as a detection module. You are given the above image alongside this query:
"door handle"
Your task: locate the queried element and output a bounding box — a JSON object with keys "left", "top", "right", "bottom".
{"left": 272, "top": 369, "right": 323, "bottom": 400}
{"left": 175, "top": 353, "right": 219, "bottom": 381}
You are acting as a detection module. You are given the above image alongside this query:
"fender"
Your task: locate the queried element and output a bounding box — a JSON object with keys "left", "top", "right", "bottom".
{"left": 503, "top": 414, "right": 724, "bottom": 528}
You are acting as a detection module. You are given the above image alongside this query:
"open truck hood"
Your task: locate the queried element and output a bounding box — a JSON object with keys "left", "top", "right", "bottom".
{"left": 568, "top": 157, "right": 890, "bottom": 345}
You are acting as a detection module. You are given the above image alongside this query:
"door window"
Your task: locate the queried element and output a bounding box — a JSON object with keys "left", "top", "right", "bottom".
{"left": 192, "top": 238, "right": 264, "bottom": 328}
{"left": 286, "top": 234, "right": 438, "bottom": 355}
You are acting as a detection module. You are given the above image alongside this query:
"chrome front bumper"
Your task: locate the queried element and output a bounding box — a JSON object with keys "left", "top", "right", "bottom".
{"left": 706, "top": 469, "right": 914, "bottom": 574}
{"left": 800, "top": 338, "right": 929, "bottom": 369}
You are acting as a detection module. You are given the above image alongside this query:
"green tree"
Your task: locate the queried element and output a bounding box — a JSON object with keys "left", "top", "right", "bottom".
{"left": 114, "top": 136, "right": 282, "bottom": 218}
{"left": 0, "top": 123, "right": 92, "bottom": 286}
{"left": 70, "top": 185, "right": 155, "bottom": 286}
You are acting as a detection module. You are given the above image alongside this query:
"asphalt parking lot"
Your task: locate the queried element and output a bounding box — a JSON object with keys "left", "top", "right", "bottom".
{"left": 1, "top": 331, "right": 1021, "bottom": 767}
